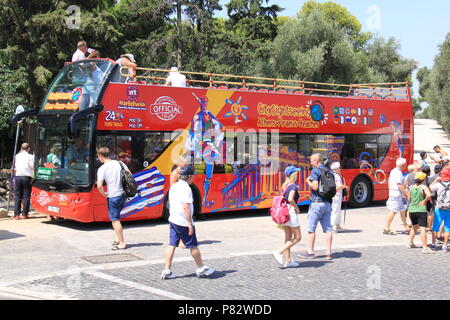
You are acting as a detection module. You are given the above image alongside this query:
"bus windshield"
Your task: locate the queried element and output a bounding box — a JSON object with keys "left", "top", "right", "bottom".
{"left": 34, "top": 115, "right": 93, "bottom": 191}
{"left": 40, "top": 59, "right": 115, "bottom": 113}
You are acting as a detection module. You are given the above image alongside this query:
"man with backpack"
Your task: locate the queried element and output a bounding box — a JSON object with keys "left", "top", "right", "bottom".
{"left": 97, "top": 147, "right": 132, "bottom": 250}
{"left": 429, "top": 162, "right": 450, "bottom": 252}
{"left": 298, "top": 153, "right": 336, "bottom": 260}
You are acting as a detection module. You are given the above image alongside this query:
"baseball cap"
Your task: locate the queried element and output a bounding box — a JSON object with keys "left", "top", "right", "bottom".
{"left": 441, "top": 168, "right": 450, "bottom": 182}
{"left": 285, "top": 166, "right": 300, "bottom": 177}
{"left": 179, "top": 165, "right": 194, "bottom": 176}
{"left": 170, "top": 66, "right": 178, "bottom": 72}
{"left": 121, "top": 53, "right": 136, "bottom": 62}
{"left": 415, "top": 172, "right": 427, "bottom": 181}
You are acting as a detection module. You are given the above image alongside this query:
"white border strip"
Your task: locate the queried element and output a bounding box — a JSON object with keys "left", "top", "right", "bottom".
{"left": 84, "top": 270, "right": 191, "bottom": 300}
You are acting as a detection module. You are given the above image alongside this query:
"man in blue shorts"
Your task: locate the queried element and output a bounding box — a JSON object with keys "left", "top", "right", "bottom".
{"left": 298, "top": 153, "right": 334, "bottom": 260}
{"left": 161, "top": 165, "right": 215, "bottom": 279}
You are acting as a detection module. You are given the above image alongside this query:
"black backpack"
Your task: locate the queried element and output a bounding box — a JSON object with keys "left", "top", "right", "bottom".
{"left": 118, "top": 161, "right": 138, "bottom": 198}
{"left": 318, "top": 167, "right": 337, "bottom": 202}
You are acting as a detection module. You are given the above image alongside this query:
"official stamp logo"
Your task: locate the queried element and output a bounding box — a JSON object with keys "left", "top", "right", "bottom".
{"left": 150, "top": 96, "right": 183, "bottom": 121}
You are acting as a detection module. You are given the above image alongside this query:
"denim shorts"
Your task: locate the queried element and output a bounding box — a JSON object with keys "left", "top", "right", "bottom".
{"left": 107, "top": 195, "right": 127, "bottom": 221}
{"left": 169, "top": 222, "right": 198, "bottom": 249}
{"left": 307, "top": 201, "right": 332, "bottom": 233}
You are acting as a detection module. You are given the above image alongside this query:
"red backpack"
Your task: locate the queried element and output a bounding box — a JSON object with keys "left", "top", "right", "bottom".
{"left": 270, "top": 183, "right": 292, "bottom": 224}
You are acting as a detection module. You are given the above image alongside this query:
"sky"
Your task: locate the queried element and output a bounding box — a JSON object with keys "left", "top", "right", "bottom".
{"left": 217, "top": 0, "right": 450, "bottom": 98}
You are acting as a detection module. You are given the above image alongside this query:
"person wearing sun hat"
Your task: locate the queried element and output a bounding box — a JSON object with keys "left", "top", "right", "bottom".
{"left": 272, "top": 165, "right": 302, "bottom": 268}
{"left": 429, "top": 162, "right": 450, "bottom": 252}
{"left": 406, "top": 171, "right": 434, "bottom": 253}
{"left": 115, "top": 53, "right": 137, "bottom": 82}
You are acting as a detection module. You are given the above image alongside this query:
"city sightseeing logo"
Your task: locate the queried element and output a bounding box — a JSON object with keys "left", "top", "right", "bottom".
{"left": 126, "top": 86, "right": 139, "bottom": 101}
{"left": 150, "top": 96, "right": 183, "bottom": 121}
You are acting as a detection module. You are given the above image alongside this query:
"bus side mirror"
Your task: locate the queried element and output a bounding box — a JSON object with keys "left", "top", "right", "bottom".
{"left": 9, "top": 108, "right": 39, "bottom": 138}
{"left": 68, "top": 104, "right": 104, "bottom": 139}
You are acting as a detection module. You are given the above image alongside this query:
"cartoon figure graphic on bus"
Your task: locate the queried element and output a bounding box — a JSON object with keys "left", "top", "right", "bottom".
{"left": 389, "top": 120, "right": 405, "bottom": 157}
{"left": 185, "top": 94, "right": 224, "bottom": 207}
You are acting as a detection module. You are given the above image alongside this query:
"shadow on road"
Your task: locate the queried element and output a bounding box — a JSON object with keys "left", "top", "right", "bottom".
{"left": 198, "top": 240, "right": 222, "bottom": 245}
{"left": 325, "top": 250, "right": 362, "bottom": 259}
{"left": 126, "top": 242, "right": 163, "bottom": 249}
{"left": 36, "top": 201, "right": 389, "bottom": 230}
{"left": 177, "top": 269, "right": 237, "bottom": 280}
{"left": 336, "top": 229, "right": 363, "bottom": 234}
{"left": 0, "top": 229, "right": 25, "bottom": 241}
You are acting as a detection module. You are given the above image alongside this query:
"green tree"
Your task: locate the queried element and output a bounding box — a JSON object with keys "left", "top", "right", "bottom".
{"left": 300, "top": 0, "right": 371, "bottom": 48}
{"left": 420, "top": 33, "right": 450, "bottom": 132}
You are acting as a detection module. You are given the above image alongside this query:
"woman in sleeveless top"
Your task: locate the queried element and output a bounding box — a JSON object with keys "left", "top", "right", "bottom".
{"left": 272, "top": 166, "right": 302, "bottom": 268}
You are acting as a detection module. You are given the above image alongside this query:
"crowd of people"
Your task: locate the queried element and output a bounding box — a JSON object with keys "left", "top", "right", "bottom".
{"left": 384, "top": 146, "right": 450, "bottom": 254}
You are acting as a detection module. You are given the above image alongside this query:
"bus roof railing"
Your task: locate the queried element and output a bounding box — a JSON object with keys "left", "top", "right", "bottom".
{"left": 120, "top": 66, "right": 410, "bottom": 100}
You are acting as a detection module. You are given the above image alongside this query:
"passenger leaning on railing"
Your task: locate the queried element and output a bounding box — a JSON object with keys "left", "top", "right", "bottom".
{"left": 116, "top": 53, "right": 137, "bottom": 83}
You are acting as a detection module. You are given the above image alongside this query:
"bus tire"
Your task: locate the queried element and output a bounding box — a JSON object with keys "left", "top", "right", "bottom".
{"left": 349, "top": 175, "right": 372, "bottom": 208}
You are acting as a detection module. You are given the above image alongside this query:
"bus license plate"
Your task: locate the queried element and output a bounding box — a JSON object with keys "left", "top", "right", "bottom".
{"left": 48, "top": 206, "right": 60, "bottom": 213}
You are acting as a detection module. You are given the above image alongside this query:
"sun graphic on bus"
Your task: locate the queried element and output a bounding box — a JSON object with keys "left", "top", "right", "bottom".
{"left": 224, "top": 96, "right": 249, "bottom": 124}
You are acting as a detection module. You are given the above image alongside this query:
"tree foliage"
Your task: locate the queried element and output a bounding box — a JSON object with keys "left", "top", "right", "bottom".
{"left": 0, "top": 0, "right": 422, "bottom": 142}
{"left": 418, "top": 33, "right": 450, "bottom": 132}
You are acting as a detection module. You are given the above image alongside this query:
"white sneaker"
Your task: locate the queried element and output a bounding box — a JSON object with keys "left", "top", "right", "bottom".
{"left": 272, "top": 251, "right": 285, "bottom": 265}
{"left": 160, "top": 269, "right": 177, "bottom": 280}
{"left": 421, "top": 247, "right": 435, "bottom": 254}
{"left": 196, "top": 265, "right": 215, "bottom": 278}
{"left": 283, "top": 261, "right": 300, "bottom": 268}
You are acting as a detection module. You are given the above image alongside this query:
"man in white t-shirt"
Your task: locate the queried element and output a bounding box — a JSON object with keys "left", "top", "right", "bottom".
{"left": 72, "top": 41, "right": 94, "bottom": 62}
{"left": 97, "top": 147, "right": 131, "bottom": 250}
{"left": 384, "top": 158, "right": 410, "bottom": 235}
{"left": 161, "top": 166, "right": 214, "bottom": 279}
{"left": 13, "top": 143, "right": 34, "bottom": 219}
{"left": 164, "top": 67, "right": 186, "bottom": 87}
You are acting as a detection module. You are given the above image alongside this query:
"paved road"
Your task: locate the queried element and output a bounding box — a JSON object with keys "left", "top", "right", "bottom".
{"left": 0, "top": 203, "right": 448, "bottom": 300}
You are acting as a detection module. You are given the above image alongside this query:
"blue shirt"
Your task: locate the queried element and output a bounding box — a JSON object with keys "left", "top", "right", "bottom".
{"left": 283, "top": 183, "right": 299, "bottom": 203}
{"left": 310, "top": 164, "right": 326, "bottom": 202}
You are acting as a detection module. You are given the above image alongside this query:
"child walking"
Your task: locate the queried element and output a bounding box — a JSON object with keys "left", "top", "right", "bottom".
{"left": 406, "top": 172, "right": 434, "bottom": 254}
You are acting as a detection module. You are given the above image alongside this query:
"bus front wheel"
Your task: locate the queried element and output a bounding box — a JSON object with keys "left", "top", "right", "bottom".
{"left": 349, "top": 176, "right": 372, "bottom": 208}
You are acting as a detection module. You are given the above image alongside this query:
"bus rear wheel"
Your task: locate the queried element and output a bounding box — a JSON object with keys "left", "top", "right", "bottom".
{"left": 349, "top": 176, "right": 372, "bottom": 208}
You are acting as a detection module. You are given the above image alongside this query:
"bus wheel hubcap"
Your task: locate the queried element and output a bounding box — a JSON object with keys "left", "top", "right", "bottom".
{"left": 354, "top": 182, "right": 368, "bottom": 203}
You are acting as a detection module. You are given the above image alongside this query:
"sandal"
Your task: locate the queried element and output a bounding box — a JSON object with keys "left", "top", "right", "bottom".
{"left": 112, "top": 245, "right": 127, "bottom": 250}
{"left": 112, "top": 241, "right": 120, "bottom": 246}
{"left": 383, "top": 229, "right": 395, "bottom": 235}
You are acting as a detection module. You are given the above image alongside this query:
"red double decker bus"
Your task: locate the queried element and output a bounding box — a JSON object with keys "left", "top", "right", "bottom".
{"left": 13, "top": 59, "right": 413, "bottom": 222}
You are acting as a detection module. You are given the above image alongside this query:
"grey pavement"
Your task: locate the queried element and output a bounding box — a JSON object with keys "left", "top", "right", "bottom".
{"left": 1, "top": 203, "right": 449, "bottom": 300}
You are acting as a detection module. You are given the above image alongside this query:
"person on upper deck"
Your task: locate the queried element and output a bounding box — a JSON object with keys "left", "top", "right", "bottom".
{"left": 72, "top": 41, "right": 95, "bottom": 62}
{"left": 116, "top": 54, "right": 137, "bottom": 82}
{"left": 165, "top": 67, "right": 186, "bottom": 87}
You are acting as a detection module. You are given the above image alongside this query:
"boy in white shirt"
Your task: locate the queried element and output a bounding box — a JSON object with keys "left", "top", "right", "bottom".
{"left": 161, "top": 166, "right": 214, "bottom": 279}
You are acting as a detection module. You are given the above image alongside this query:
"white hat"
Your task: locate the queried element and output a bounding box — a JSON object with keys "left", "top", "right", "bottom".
{"left": 121, "top": 54, "right": 136, "bottom": 62}
{"left": 170, "top": 66, "right": 178, "bottom": 72}
{"left": 330, "top": 162, "right": 340, "bottom": 170}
